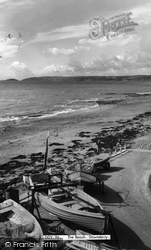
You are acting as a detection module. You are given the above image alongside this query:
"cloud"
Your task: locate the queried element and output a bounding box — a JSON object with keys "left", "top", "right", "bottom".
{"left": 48, "top": 48, "right": 75, "bottom": 55}
{"left": 0, "top": 0, "right": 34, "bottom": 8}
{"left": 0, "top": 41, "right": 19, "bottom": 58}
{"left": 131, "top": 4, "right": 151, "bottom": 25}
{"left": 34, "top": 64, "right": 74, "bottom": 76}
{"left": 68, "top": 47, "right": 151, "bottom": 76}
{"left": 0, "top": 32, "right": 24, "bottom": 58}
{"left": 10, "top": 61, "right": 34, "bottom": 79}
{"left": 30, "top": 24, "right": 89, "bottom": 43}
{"left": 47, "top": 45, "right": 90, "bottom": 55}
{"left": 0, "top": 0, "right": 10, "bottom": 4}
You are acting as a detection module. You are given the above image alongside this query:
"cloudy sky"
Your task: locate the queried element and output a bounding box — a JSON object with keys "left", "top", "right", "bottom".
{"left": 0, "top": 0, "right": 151, "bottom": 80}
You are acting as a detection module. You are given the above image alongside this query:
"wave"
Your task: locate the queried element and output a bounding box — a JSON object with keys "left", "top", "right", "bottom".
{"left": 0, "top": 116, "right": 21, "bottom": 122}
{"left": 67, "top": 98, "right": 98, "bottom": 104}
{"left": 32, "top": 104, "right": 99, "bottom": 120}
{"left": 0, "top": 103, "right": 99, "bottom": 124}
{"left": 35, "top": 108, "right": 76, "bottom": 119}
{"left": 136, "top": 92, "right": 151, "bottom": 96}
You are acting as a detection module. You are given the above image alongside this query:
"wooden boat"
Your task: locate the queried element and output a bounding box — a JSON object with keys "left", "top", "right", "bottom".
{"left": 65, "top": 164, "right": 94, "bottom": 176}
{"left": 64, "top": 163, "right": 95, "bottom": 185}
{"left": 91, "top": 153, "right": 110, "bottom": 172}
{"left": 0, "top": 199, "right": 43, "bottom": 249}
{"left": 66, "top": 240, "right": 100, "bottom": 250}
{"left": 35, "top": 186, "right": 107, "bottom": 233}
{"left": 75, "top": 230, "right": 118, "bottom": 250}
{"left": 47, "top": 166, "right": 63, "bottom": 175}
{"left": 67, "top": 171, "right": 96, "bottom": 185}
{"left": 66, "top": 240, "right": 117, "bottom": 250}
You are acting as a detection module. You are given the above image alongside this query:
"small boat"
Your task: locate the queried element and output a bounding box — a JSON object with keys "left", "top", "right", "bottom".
{"left": 65, "top": 164, "right": 94, "bottom": 176}
{"left": 66, "top": 240, "right": 100, "bottom": 250}
{"left": 66, "top": 240, "right": 118, "bottom": 250}
{"left": 91, "top": 153, "right": 110, "bottom": 172}
{"left": 75, "top": 230, "right": 118, "bottom": 250}
{"left": 66, "top": 171, "right": 96, "bottom": 185}
{"left": 0, "top": 199, "right": 43, "bottom": 249}
{"left": 47, "top": 167, "right": 63, "bottom": 175}
{"left": 35, "top": 186, "right": 107, "bottom": 233}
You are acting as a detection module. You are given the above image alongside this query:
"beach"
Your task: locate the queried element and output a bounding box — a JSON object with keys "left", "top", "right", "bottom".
{"left": 0, "top": 82, "right": 151, "bottom": 249}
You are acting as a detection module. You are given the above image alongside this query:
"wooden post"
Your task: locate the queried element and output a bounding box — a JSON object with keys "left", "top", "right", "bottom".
{"left": 98, "top": 178, "right": 105, "bottom": 194}
{"left": 34, "top": 197, "right": 41, "bottom": 221}
{"left": 100, "top": 181, "right": 105, "bottom": 194}
{"left": 31, "top": 190, "right": 35, "bottom": 215}
{"left": 114, "top": 147, "right": 117, "bottom": 155}
{"left": 108, "top": 148, "right": 112, "bottom": 157}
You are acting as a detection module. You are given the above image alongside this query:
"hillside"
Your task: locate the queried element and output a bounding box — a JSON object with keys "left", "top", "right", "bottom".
{"left": 22, "top": 75, "right": 151, "bottom": 82}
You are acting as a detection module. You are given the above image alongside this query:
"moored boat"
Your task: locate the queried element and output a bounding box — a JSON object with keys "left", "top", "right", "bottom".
{"left": 0, "top": 199, "right": 43, "bottom": 249}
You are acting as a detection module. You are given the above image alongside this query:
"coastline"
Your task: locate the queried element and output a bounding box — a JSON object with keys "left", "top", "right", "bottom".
{"left": 1, "top": 95, "right": 151, "bottom": 248}
{"left": 0, "top": 98, "right": 151, "bottom": 181}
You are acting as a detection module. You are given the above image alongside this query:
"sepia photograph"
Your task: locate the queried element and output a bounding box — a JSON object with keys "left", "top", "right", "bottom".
{"left": 0, "top": 0, "right": 151, "bottom": 249}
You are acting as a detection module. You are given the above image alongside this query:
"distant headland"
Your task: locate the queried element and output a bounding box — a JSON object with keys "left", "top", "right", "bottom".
{"left": 21, "top": 75, "right": 151, "bottom": 82}
{"left": 3, "top": 75, "right": 151, "bottom": 82}
{"left": 5, "top": 78, "right": 19, "bottom": 81}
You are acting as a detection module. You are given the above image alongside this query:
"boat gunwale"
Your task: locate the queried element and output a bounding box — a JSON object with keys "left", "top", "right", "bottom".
{"left": 37, "top": 192, "right": 105, "bottom": 219}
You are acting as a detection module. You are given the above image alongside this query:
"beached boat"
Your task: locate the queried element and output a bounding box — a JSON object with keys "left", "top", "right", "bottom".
{"left": 91, "top": 153, "right": 110, "bottom": 172}
{"left": 66, "top": 240, "right": 99, "bottom": 250}
{"left": 75, "top": 230, "right": 118, "bottom": 250}
{"left": 65, "top": 164, "right": 94, "bottom": 176}
{"left": 0, "top": 199, "right": 43, "bottom": 249}
{"left": 35, "top": 186, "right": 107, "bottom": 233}
{"left": 67, "top": 171, "right": 96, "bottom": 185}
{"left": 66, "top": 240, "right": 117, "bottom": 250}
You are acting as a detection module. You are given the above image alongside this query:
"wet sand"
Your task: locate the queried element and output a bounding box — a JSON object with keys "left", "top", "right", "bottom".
{"left": 0, "top": 96, "right": 151, "bottom": 249}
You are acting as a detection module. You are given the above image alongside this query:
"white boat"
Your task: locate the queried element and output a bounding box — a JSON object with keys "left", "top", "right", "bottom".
{"left": 91, "top": 153, "right": 110, "bottom": 172}
{"left": 47, "top": 167, "right": 63, "bottom": 175}
{"left": 67, "top": 171, "right": 96, "bottom": 185}
{"left": 66, "top": 240, "right": 100, "bottom": 250}
{"left": 35, "top": 186, "right": 107, "bottom": 233}
{"left": 65, "top": 164, "right": 94, "bottom": 176}
{"left": 66, "top": 240, "right": 117, "bottom": 250}
{"left": 0, "top": 199, "right": 43, "bottom": 249}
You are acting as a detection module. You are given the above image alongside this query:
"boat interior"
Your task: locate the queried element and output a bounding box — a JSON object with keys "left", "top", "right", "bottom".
{"left": 0, "top": 203, "right": 41, "bottom": 246}
{"left": 48, "top": 188, "right": 102, "bottom": 213}
{"left": 0, "top": 210, "right": 36, "bottom": 237}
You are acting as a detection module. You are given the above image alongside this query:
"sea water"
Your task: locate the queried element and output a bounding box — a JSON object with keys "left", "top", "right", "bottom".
{"left": 0, "top": 79, "right": 151, "bottom": 131}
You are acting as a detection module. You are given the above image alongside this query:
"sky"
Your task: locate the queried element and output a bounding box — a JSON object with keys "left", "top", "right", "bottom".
{"left": 0, "top": 0, "right": 151, "bottom": 80}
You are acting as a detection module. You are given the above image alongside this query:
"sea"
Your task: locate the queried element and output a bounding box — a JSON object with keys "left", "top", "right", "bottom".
{"left": 0, "top": 79, "right": 151, "bottom": 131}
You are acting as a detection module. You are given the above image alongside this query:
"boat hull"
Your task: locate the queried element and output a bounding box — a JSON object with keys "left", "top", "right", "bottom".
{"left": 36, "top": 189, "right": 106, "bottom": 233}
{"left": 0, "top": 199, "right": 43, "bottom": 249}
{"left": 68, "top": 171, "right": 96, "bottom": 185}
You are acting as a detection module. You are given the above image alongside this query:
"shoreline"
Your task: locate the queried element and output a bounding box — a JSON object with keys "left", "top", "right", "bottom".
{"left": 0, "top": 100, "right": 151, "bottom": 187}
{"left": 1, "top": 99, "right": 151, "bottom": 249}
